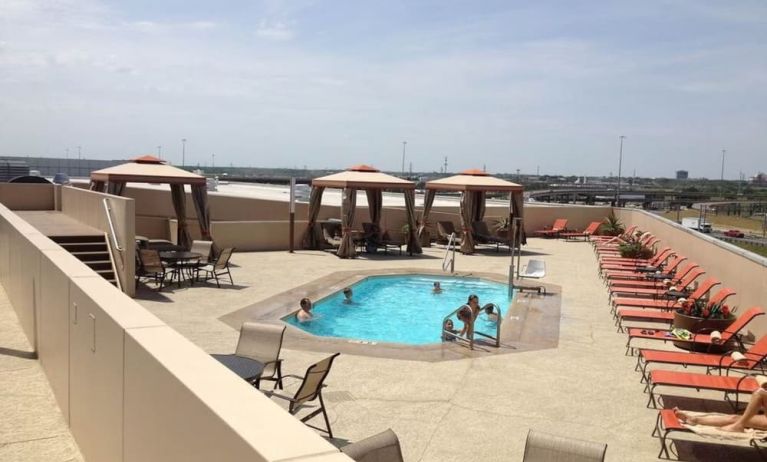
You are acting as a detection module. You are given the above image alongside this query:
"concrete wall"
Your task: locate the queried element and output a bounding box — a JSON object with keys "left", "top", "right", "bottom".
{"left": 0, "top": 183, "right": 55, "bottom": 210}
{"left": 616, "top": 208, "right": 767, "bottom": 337}
{"left": 0, "top": 204, "right": 352, "bottom": 462}
{"left": 60, "top": 187, "right": 136, "bottom": 297}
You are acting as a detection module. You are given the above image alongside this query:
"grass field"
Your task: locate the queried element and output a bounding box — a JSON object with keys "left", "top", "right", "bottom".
{"left": 729, "top": 241, "right": 767, "bottom": 258}
{"left": 659, "top": 209, "right": 766, "bottom": 233}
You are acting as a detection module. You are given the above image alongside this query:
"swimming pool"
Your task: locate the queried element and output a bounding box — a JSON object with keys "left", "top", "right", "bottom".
{"left": 284, "top": 274, "right": 511, "bottom": 345}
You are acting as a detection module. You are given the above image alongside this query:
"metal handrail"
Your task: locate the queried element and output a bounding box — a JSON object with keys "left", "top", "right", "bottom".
{"left": 442, "top": 232, "right": 456, "bottom": 273}
{"left": 441, "top": 303, "right": 502, "bottom": 350}
{"left": 102, "top": 198, "right": 123, "bottom": 251}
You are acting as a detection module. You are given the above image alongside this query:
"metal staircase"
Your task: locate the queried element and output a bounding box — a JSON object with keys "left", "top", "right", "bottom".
{"left": 51, "top": 235, "right": 119, "bottom": 286}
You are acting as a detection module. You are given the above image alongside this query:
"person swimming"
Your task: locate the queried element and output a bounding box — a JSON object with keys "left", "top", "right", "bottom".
{"left": 442, "top": 319, "right": 457, "bottom": 341}
{"left": 342, "top": 287, "right": 353, "bottom": 304}
{"left": 483, "top": 304, "right": 499, "bottom": 322}
{"left": 432, "top": 281, "right": 443, "bottom": 294}
{"left": 297, "top": 297, "right": 313, "bottom": 322}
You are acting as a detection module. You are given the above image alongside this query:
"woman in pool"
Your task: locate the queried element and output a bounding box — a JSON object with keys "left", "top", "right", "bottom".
{"left": 342, "top": 287, "right": 353, "bottom": 304}
{"left": 457, "top": 294, "right": 480, "bottom": 337}
{"left": 297, "top": 297, "right": 313, "bottom": 322}
{"left": 674, "top": 388, "right": 767, "bottom": 432}
{"left": 442, "top": 319, "right": 457, "bottom": 341}
{"left": 483, "top": 304, "right": 499, "bottom": 322}
{"left": 432, "top": 282, "right": 443, "bottom": 294}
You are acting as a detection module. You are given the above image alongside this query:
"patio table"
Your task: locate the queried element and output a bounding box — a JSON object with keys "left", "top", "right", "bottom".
{"left": 159, "top": 251, "right": 201, "bottom": 287}
{"left": 211, "top": 354, "right": 264, "bottom": 384}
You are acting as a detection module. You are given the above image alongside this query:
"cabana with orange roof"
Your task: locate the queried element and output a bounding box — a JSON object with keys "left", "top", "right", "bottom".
{"left": 423, "top": 169, "right": 525, "bottom": 255}
{"left": 89, "top": 155, "right": 211, "bottom": 250}
{"left": 302, "top": 165, "right": 421, "bottom": 258}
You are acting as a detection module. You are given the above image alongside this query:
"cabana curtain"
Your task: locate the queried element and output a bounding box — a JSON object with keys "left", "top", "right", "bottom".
{"left": 512, "top": 191, "right": 527, "bottom": 245}
{"left": 366, "top": 189, "right": 383, "bottom": 231}
{"left": 336, "top": 188, "right": 357, "bottom": 258}
{"left": 472, "top": 191, "right": 486, "bottom": 222}
{"left": 404, "top": 190, "right": 422, "bottom": 255}
{"left": 459, "top": 192, "right": 476, "bottom": 254}
{"left": 89, "top": 180, "right": 105, "bottom": 192}
{"left": 191, "top": 185, "right": 216, "bottom": 252}
{"left": 106, "top": 181, "right": 126, "bottom": 197}
{"left": 302, "top": 186, "right": 326, "bottom": 249}
{"left": 170, "top": 184, "right": 192, "bottom": 250}
{"left": 418, "top": 189, "right": 436, "bottom": 240}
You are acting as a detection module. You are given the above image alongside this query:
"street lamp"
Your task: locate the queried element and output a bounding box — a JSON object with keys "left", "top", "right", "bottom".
{"left": 181, "top": 138, "right": 187, "bottom": 167}
{"left": 720, "top": 149, "right": 726, "bottom": 181}
{"left": 157, "top": 145, "right": 162, "bottom": 159}
{"left": 401, "top": 141, "right": 407, "bottom": 176}
{"left": 77, "top": 146, "right": 82, "bottom": 177}
{"left": 615, "top": 136, "right": 626, "bottom": 206}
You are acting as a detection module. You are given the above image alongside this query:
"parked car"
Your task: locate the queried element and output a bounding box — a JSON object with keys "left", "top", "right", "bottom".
{"left": 52, "top": 172, "right": 71, "bottom": 185}
{"left": 723, "top": 229, "right": 745, "bottom": 238}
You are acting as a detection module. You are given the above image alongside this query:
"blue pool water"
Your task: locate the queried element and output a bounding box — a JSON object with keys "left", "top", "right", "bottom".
{"left": 284, "top": 274, "right": 511, "bottom": 345}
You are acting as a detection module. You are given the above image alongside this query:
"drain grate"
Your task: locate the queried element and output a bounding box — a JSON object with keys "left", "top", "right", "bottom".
{"left": 323, "top": 391, "right": 355, "bottom": 403}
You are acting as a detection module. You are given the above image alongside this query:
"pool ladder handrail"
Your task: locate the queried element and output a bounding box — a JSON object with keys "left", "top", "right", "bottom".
{"left": 442, "top": 232, "right": 456, "bottom": 273}
{"left": 441, "top": 303, "right": 502, "bottom": 350}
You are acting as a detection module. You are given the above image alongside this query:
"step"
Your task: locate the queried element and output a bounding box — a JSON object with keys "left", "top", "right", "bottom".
{"left": 86, "top": 261, "right": 113, "bottom": 271}
{"left": 70, "top": 251, "right": 112, "bottom": 262}
{"left": 51, "top": 235, "right": 105, "bottom": 244}
{"left": 95, "top": 269, "right": 115, "bottom": 279}
{"left": 59, "top": 242, "right": 108, "bottom": 253}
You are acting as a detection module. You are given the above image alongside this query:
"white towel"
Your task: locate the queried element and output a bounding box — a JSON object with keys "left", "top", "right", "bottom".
{"left": 682, "top": 411, "right": 767, "bottom": 441}
{"left": 711, "top": 331, "right": 722, "bottom": 342}
{"left": 731, "top": 351, "right": 747, "bottom": 362}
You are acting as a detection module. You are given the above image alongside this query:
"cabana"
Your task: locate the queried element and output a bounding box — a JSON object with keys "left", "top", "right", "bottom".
{"left": 89, "top": 155, "right": 211, "bottom": 250}
{"left": 302, "top": 165, "right": 421, "bottom": 259}
{"left": 422, "top": 169, "right": 525, "bottom": 255}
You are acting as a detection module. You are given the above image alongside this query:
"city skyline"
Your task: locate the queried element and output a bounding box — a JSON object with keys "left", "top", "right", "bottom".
{"left": 0, "top": 1, "right": 765, "bottom": 178}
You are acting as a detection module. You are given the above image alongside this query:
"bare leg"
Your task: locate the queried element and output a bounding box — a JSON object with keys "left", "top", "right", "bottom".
{"left": 674, "top": 407, "right": 738, "bottom": 427}
{"left": 722, "top": 389, "right": 767, "bottom": 432}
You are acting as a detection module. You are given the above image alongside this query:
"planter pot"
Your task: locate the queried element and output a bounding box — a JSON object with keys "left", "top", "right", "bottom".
{"left": 672, "top": 311, "right": 736, "bottom": 352}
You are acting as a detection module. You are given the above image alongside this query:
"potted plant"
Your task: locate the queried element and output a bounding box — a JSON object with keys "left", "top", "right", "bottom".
{"left": 599, "top": 212, "right": 625, "bottom": 236}
{"left": 673, "top": 299, "right": 736, "bottom": 351}
{"left": 617, "top": 232, "right": 654, "bottom": 259}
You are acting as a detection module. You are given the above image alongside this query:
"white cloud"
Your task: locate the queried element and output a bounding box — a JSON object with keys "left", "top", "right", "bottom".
{"left": 255, "top": 20, "right": 294, "bottom": 41}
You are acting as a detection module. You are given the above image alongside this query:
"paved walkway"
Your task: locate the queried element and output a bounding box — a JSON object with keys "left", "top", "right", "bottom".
{"left": 0, "top": 286, "right": 83, "bottom": 462}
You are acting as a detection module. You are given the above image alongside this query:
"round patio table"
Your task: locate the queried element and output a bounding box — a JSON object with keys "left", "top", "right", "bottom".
{"left": 159, "top": 251, "right": 202, "bottom": 287}
{"left": 211, "top": 354, "right": 265, "bottom": 384}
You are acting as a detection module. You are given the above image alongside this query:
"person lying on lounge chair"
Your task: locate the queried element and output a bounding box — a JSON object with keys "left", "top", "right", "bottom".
{"left": 674, "top": 388, "right": 767, "bottom": 432}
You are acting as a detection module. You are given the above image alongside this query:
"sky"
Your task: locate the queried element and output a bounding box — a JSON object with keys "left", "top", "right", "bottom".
{"left": 0, "top": 0, "right": 765, "bottom": 178}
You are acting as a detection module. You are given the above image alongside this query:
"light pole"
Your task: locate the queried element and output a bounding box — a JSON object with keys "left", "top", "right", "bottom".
{"left": 157, "top": 145, "right": 162, "bottom": 159}
{"left": 720, "top": 149, "right": 726, "bottom": 181}
{"left": 401, "top": 141, "right": 407, "bottom": 176}
{"left": 615, "top": 135, "right": 626, "bottom": 206}
{"left": 77, "top": 146, "right": 82, "bottom": 177}
{"left": 181, "top": 138, "right": 187, "bottom": 167}
{"left": 211, "top": 153, "right": 215, "bottom": 168}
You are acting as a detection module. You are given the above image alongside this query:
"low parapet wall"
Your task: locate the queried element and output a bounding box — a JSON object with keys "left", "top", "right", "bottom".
{"left": 616, "top": 208, "right": 767, "bottom": 337}
{"left": 0, "top": 203, "right": 351, "bottom": 462}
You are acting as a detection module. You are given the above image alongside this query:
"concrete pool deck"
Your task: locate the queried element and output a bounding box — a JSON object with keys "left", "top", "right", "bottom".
{"left": 130, "top": 238, "right": 757, "bottom": 461}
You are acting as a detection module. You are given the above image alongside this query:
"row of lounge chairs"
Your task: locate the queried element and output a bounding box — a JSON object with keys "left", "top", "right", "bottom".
{"left": 535, "top": 218, "right": 602, "bottom": 240}
{"left": 592, "top": 229, "right": 767, "bottom": 458}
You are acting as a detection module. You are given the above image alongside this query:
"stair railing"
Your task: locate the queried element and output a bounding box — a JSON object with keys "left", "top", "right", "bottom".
{"left": 442, "top": 232, "right": 456, "bottom": 273}
{"left": 102, "top": 198, "right": 125, "bottom": 292}
{"left": 440, "top": 303, "right": 502, "bottom": 350}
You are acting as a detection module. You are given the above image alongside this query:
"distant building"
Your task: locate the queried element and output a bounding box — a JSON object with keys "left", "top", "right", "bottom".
{"left": 676, "top": 170, "right": 689, "bottom": 180}
{"left": 752, "top": 172, "right": 767, "bottom": 185}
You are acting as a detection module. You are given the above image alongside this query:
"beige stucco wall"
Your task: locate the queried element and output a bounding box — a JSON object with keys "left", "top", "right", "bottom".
{"left": 0, "top": 204, "right": 352, "bottom": 462}
{"left": 616, "top": 208, "right": 767, "bottom": 337}
{"left": 0, "top": 183, "right": 55, "bottom": 210}
{"left": 60, "top": 186, "right": 136, "bottom": 297}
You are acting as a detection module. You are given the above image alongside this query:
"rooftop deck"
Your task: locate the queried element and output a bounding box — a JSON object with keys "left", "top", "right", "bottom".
{"left": 131, "top": 238, "right": 757, "bottom": 461}
{"left": 15, "top": 211, "right": 102, "bottom": 237}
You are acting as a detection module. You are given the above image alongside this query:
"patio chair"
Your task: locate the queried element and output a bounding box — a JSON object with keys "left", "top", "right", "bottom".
{"left": 472, "top": 221, "right": 509, "bottom": 252}
{"left": 625, "top": 306, "right": 765, "bottom": 356}
{"left": 197, "top": 247, "right": 234, "bottom": 287}
{"left": 190, "top": 239, "right": 214, "bottom": 263}
{"left": 522, "top": 429, "right": 607, "bottom": 462}
{"left": 520, "top": 259, "right": 546, "bottom": 279}
{"left": 263, "top": 353, "right": 340, "bottom": 438}
{"left": 137, "top": 249, "right": 171, "bottom": 290}
{"left": 341, "top": 428, "right": 405, "bottom": 462}
{"left": 234, "top": 322, "right": 286, "bottom": 389}
{"left": 654, "top": 408, "right": 767, "bottom": 459}
{"left": 535, "top": 218, "right": 568, "bottom": 238}
{"left": 559, "top": 221, "right": 602, "bottom": 241}
{"left": 436, "top": 221, "right": 462, "bottom": 245}
{"left": 637, "top": 334, "right": 767, "bottom": 383}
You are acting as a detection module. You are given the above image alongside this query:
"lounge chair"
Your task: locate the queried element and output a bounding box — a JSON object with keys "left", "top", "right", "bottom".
{"left": 599, "top": 247, "right": 674, "bottom": 270}
{"left": 520, "top": 259, "right": 546, "bottom": 279}
{"left": 625, "top": 306, "right": 765, "bottom": 356}
{"left": 197, "top": 247, "right": 234, "bottom": 287}
{"left": 607, "top": 264, "right": 702, "bottom": 293}
{"left": 234, "top": 322, "right": 285, "bottom": 389}
{"left": 436, "top": 221, "right": 462, "bottom": 245}
{"left": 590, "top": 225, "right": 638, "bottom": 246}
{"left": 616, "top": 287, "right": 736, "bottom": 332}
{"left": 560, "top": 221, "right": 602, "bottom": 241}
{"left": 472, "top": 221, "right": 509, "bottom": 252}
{"left": 264, "top": 353, "right": 340, "bottom": 438}
{"left": 637, "top": 334, "right": 767, "bottom": 383}
{"left": 535, "top": 218, "right": 568, "bottom": 238}
{"left": 522, "top": 429, "right": 607, "bottom": 462}
{"left": 341, "top": 428, "right": 405, "bottom": 462}
{"left": 646, "top": 369, "right": 763, "bottom": 409}
{"left": 137, "top": 249, "right": 171, "bottom": 290}
{"left": 602, "top": 255, "right": 687, "bottom": 284}
{"left": 612, "top": 276, "right": 720, "bottom": 312}
{"left": 362, "top": 222, "right": 403, "bottom": 255}
{"left": 321, "top": 222, "right": 342, "bottom": 250}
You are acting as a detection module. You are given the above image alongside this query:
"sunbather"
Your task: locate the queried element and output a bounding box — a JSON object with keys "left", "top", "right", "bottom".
{"left": 297, "top": 297, "right": 314, "bottom": 322}
{"left": 674, "top": 388, "right": 767, "bottom": 432}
